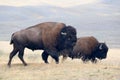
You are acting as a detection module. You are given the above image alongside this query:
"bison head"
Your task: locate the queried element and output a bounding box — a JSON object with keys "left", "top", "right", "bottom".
{"left": 57, "top": 26, "right": 77, "bottom": 51}
{"left": 95, "top": 43, "right": 108, "bottom": 60}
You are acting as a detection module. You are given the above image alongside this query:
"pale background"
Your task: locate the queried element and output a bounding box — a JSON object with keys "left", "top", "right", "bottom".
{"left": 0, "top": 1, "right": 120, "bottom": 80}
{"left": 0, "top": 0, "right": 120, "bottom": 48}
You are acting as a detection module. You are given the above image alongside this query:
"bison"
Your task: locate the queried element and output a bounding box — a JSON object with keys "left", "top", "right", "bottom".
{"left": 69, "top": 36, "right": 108, "bottom": 63}
{"left": 8, "top": 22, "right": 77, "bottom": 67}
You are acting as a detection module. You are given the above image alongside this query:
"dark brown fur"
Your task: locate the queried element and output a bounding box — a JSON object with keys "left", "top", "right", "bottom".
{"left": 8, "top": 22, "right": 77, "bottom": 67}
{"left": 69, "top": 36, "right": 108, "bottom": 63}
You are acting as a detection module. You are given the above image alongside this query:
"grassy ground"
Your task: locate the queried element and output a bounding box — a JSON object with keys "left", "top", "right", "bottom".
{"left": 0, "top": 41, "right": 120, "bottom": 80}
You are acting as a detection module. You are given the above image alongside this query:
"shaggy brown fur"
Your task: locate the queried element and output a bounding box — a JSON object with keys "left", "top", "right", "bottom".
{"left": 73, "top": 36, "right": 99, "bottom": 57}
{"left": 69, "top": 36, "right": 108, "bottom": 63}
{"left": 8, "top": 22, "right": 77, "bottom": 67}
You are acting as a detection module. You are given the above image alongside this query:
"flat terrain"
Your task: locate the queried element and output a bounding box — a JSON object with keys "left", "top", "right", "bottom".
{"left": 0, "top": 41, "right": 120, "bottom": 80}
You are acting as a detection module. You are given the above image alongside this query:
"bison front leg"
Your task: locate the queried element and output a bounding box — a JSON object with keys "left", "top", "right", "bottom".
{"left": 46, "top": 50, "right": 59, "bottom": 64}
{"left": 91, "top": 58, "right": 97, "bottom": 63}
{"left": 51, "top": 54, "right": 59, "bottom": 64}
{"left": 42, "top": 51, "right": 49, "bottom": 63}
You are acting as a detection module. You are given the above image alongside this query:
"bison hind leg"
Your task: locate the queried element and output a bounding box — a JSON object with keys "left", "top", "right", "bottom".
{"left": 18, "top": 47, "right": 27, "bottom": 66}
{"left": 42, "top": 51, "right": 49, "bottom": 64}
{"left": 8, "top": 47, "right": 19, "bottom": 67}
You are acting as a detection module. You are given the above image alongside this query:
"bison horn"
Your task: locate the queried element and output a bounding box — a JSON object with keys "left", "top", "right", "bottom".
{"left": 99, "top": 44, "right": 103, "bottom": 50}
{"left": 61, "top": 32, "right": 67, "bottom": 35}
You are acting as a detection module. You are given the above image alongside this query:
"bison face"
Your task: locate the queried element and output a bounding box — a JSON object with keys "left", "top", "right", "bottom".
{"left": 96, "top": 43, "right": 108, "bottom": 59}
{"left": 57, "top": 26, "right": 77, "bottom": 51}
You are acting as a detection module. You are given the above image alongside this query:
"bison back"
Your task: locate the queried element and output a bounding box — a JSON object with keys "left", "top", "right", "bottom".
{"left": 10, "top": 22, "right": 66, "bottom": 50}
{"left": 73, "top": 36, "right": 99, "bottom": 56}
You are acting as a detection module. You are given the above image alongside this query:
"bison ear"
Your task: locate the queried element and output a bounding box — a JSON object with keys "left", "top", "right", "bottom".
{"left": 99, "top": 44, "right": 103, "bottom": 50}
{"left": 61, "top": 32, "right": 67, "bottom": 36}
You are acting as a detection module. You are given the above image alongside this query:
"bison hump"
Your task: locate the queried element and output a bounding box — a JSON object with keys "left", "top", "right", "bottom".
{"left": 41, "top": 22, "right": 66, "bottom": 49}
{"left": 73, "top": 36, "right": 99, "bottom": 55}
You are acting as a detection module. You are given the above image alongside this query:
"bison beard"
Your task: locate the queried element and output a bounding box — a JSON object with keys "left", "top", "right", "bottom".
{"left": 8, "top": 22, "right": 77, "bottom": 67}
{"left": 69, "top": 36, "right": 108, "bottom": 63}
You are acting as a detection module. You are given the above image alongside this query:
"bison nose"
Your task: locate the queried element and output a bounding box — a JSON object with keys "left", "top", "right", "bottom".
{"left": 100, "top": 54, "right": 107, "bottom": 59}
{"left": 103, "top": 55, "right": 107, "bottom": 58}
{"left": 103, "top": 52, "right": 107, "bottom": 58}
{"left": 72, "top": 36, "right": 77, "bottom": 42}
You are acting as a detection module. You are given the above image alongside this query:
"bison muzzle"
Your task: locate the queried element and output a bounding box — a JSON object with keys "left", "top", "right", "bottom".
{"left": 8, "top": 22, "right": 77, "bottom": 67}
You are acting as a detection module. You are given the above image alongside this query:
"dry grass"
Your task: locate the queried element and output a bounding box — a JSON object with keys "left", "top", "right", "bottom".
{"left": 0, "top": 41, "right": 120, "bottom": 80}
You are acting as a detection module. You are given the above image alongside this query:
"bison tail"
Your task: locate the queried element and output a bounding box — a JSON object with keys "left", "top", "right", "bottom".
{"left": 10, "top": 39, "right": 13, "bottom": 45}
{"left": 10, "top": 33, "right": 14, "bottom": 45}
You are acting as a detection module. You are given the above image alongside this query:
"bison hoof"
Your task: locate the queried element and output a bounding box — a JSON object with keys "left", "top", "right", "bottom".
{"left": 56, "top": 62, "right": 59, "bottom": 64}
{"left": 45, "top": 61, "right": 49, "bottom": 64}
{"left": 7, "top": 64, "right": 11, "bottom": 68}
{"left": 24, "top": 63, "right": 27, "bottom": 66}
